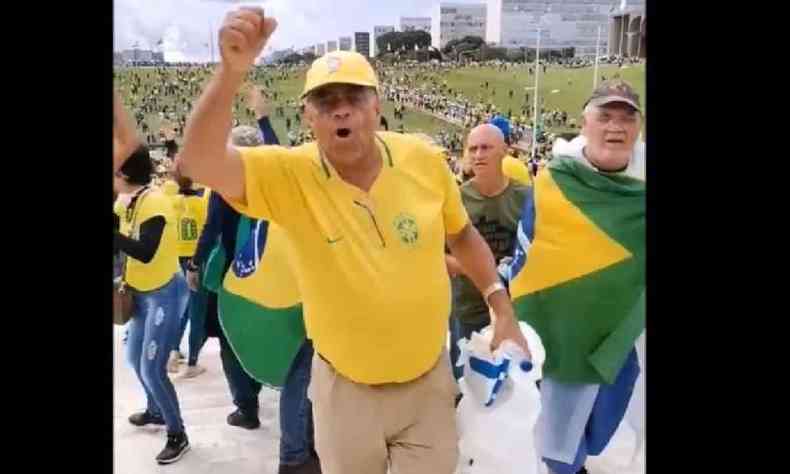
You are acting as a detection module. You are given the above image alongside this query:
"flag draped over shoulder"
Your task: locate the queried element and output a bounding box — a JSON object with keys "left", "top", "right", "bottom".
{"left": 510, "top": 157, "right": 645, "bottom": 384}
{"left": 218, "top": 216, "right": 305, "bottom": 388}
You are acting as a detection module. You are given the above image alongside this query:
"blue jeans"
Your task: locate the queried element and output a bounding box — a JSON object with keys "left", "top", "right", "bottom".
{"left": 543, "top": 349, "right": 641, "bottom": 474}
{"left": 449, "top": 316, "right": 490, "bottom": 380}
{"left": 279, "top": 339, "right": 316, "bottom": 466}
{"left": 172, "top": 258, "right": 194, "bottom": 355}
{"left": 126, "top": 273, "right": 189, "bottom": 434}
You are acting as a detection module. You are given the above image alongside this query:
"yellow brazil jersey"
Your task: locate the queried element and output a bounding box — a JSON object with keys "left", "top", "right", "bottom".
{"left": 224, "top": 131, "right": 469, "bottom": 385}
{"left": 502, "top": 155, "right": 533, "bottom": 186}
{"left": 118, "top": 188, "right": 181, "bottom": 291}
{"left": 178, "top": 190, "right": 210, "bottom": 257}
{"left": 162, "top": 181, "right": 210, "bottom": 257}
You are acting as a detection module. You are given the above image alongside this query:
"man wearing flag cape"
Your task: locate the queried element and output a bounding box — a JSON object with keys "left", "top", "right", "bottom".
{"left": 508, "top": 80, "right": 645, "bottom": 474}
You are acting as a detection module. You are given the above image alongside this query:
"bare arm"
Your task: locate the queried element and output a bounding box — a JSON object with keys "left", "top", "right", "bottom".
{"left": 178, "top": 7, "right": 277, "bottom": 203}
{"left": 178, "top": 65, "right": 247, "bottom": 200}
{"left": 246, "top": 85, "right": 271, "bottom": 120}
{"left": 447, "top": 223, "right": 529, "bottom": 354}
{"left": 113, "top": 90, "right": 140, "bottom": 173}
{"left": 445, "top": 254, "right": 464, "bottom": 278}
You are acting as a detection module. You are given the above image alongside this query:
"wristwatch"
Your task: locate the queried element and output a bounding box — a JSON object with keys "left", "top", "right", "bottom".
{"left": 483, "top": 281, "right": 507, "bottom": 305}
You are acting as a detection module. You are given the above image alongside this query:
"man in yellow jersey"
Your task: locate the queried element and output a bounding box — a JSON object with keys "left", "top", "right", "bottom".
{"left": 179, "top": 8, "right": 529, "bottom": 474}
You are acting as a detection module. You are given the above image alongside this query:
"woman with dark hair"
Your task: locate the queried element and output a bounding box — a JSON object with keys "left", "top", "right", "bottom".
{"left": 113, "top": 145, "right": 191, "bottom": 465}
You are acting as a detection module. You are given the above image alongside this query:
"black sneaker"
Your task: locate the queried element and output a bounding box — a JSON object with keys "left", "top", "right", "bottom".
{"left": 156, "top": 432, "right": 190, "bottom": 465}
{"left": 577, "top": 467, "right": 589, "bottom": 474}
{"left": 227, "top": 408, "right": 260, "bottom": 430}
{"left": 128, "top": 411, "right": 165, "bottom": 427}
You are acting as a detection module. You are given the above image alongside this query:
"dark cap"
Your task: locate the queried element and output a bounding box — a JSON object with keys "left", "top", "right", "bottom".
{"left": 585, "top": 79, "right": 641, "bottom": 113}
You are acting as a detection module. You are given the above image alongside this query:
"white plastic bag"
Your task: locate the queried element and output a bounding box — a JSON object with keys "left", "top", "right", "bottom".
{"left": 456, "top": 322, "right": 546, "bottom": 474}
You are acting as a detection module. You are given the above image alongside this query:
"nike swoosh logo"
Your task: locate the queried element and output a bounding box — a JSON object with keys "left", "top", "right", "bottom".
{"left": 327, "top": 237, "right": 344, "bottom": 244}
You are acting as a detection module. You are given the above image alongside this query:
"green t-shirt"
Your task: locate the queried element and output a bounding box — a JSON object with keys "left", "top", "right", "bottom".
{"left": 451, "top": 180, "right": 529, "bottom": 324}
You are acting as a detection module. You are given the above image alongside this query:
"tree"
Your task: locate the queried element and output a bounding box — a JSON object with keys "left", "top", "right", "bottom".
{"left": 279, "top": 53, "right": 304, "bottom": 64}
{"left": 506, "top": 49, "right": 527, "bottom": 63}
{"left": 442, "top": 35, "right": 485, "bottom": 55}
{"left": 376, "top": 30, "right": 432, "bottom": 57}
{"left": 483, "top": 46, "right": 508, "bottom": 61}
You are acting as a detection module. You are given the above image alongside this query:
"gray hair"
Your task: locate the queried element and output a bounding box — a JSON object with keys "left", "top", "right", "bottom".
{"left": 230, "top": 125, "right": 264, "bottom": 147}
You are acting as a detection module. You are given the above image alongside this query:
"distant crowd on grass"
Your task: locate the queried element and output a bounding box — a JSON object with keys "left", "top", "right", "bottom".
{"left": 115, "top": 56, "right": 641, "bottom": 174}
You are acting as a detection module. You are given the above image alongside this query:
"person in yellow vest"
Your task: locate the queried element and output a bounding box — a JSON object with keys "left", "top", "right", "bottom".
{"left": 489, "top": 115, "right": 532, "bottom": 186}
{"left": 502, "top": 153, "right": 532, "bottom": 186}
{"left": 163, "top": 166, "right": 211, "bottom": 377}
{"left": 113, "top": 145, "right": 191, "bottom": 465}
{"left": 178, "top": 11, "right": 529, "bottom": 474}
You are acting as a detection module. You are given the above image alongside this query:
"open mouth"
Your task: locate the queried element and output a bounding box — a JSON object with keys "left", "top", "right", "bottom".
{"left": 336, "top": 128, "right": 352, "bottom": 138}
{"left": 605, "top": 138, "right": 626, "bottom": 145}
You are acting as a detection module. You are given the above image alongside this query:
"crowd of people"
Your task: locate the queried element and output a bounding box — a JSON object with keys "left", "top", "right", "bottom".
{"left": 113, "top": 8, "right": 645, "bottom": 474}
{"left": 115, "top": 50, "right": 644, "bottom": 166}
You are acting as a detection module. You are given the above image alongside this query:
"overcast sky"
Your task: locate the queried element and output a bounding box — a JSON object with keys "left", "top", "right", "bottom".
{"left": 114, "top": 0, "right": 486, "bottom": 62}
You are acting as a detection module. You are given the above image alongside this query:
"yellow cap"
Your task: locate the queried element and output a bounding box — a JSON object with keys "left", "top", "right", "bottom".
{"left": 301, "top": 51, "right": 379, "bottom": 99}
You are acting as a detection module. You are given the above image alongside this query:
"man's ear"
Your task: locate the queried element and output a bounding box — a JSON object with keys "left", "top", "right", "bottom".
{"left": 302, "top": 102, "right": 315, "bottom": 129}
{"left": 372, "top": 93, "right": 381, "bottom": 118}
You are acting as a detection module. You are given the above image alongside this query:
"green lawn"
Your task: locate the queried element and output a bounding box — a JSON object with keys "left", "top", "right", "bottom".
{"left": 441, "top": 63, "right": 645, "bottom": 119}
{"left": 116, "top": 62, "right": 644, "bottom": 145}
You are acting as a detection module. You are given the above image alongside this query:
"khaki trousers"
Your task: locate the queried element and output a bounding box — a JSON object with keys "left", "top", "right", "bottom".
{"left": 307, "top": 351, "right": 459, "bottom": 474}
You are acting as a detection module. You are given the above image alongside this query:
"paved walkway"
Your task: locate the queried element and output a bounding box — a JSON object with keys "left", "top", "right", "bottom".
{"left": 114, "top": 326, "right": 644, "bottom": 473}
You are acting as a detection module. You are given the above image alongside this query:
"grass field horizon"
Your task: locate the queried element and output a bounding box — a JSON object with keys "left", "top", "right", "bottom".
{"left": 117, "top": 62, "right": 645, "bottom": 149}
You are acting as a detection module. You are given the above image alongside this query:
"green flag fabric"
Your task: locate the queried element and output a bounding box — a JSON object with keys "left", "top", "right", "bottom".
{"left": 509, "top": 157, "right": 645, "bottom": 384}
{"left": 218, "top": 216, "right": 305, "bottom": 388}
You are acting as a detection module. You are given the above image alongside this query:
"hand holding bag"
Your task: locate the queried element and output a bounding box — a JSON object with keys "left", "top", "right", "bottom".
{"left": 113, "top": 187, "right": 150, "bottom": 325}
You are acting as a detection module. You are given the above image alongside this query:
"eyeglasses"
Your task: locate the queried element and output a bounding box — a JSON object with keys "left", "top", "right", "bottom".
{"left": 306, "top": 85, "right": 375, "bottom": 114}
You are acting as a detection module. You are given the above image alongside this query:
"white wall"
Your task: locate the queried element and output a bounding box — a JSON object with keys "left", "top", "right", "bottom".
{"left": 486, "top": 0, "right": 503, "bottom": 44}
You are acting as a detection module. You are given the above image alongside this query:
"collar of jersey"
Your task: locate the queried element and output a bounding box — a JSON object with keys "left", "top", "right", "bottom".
{"left": 317, "top": 133, "right": 394, "bottom": 181}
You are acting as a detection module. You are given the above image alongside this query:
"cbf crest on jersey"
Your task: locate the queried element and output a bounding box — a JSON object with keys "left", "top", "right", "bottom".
{"left": 220, "top": 217, "right": 305, "bottom": 388}
{"left": 232, "top": 219, "right": 269, "bottom": 278}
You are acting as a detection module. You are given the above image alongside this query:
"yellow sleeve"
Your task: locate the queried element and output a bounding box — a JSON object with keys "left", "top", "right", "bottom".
{"left": 502, "top": 157, "right": 532, "bottom": 186}
{"left": 439, "top": 150, "right": 469, "bottom": 235}
{"left": 222, "top": 146, "right": 294, "bottom": 225}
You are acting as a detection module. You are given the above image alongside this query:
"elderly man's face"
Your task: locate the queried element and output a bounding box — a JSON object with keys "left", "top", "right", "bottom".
{"left": 581, "top": 103, "right": 641, "bottom": 171}
{"left": 303, "top": 84, "right": 380, "bottom": 164}
{"left": 466, "top": 125, "right": 507, "bottom": 180}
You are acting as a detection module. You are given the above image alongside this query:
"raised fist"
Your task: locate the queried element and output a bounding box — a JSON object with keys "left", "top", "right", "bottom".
{"left": 245, "top": 85, "right": 270, "bottom": 119}
{"left": 219, "top": 7, "right": 277, "bottom": 73}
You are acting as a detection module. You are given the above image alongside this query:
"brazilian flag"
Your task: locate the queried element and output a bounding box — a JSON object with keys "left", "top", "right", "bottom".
{"left": 510, "top": 157, "right": 645, "bottom": 385}
{"left": 218, "top": 217, "right": 305, "bottom": 388}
